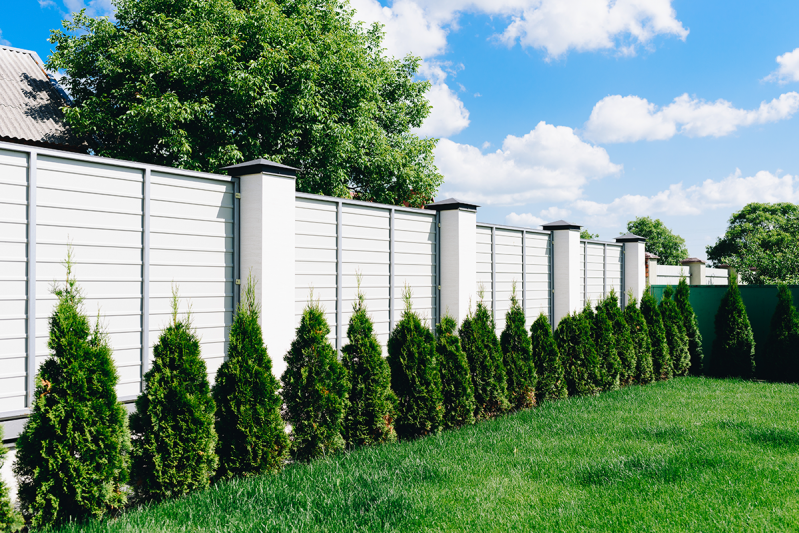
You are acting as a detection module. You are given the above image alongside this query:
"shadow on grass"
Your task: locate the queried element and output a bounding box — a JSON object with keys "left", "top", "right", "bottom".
{"left": 576, "top": 451, "right": 723, "bottom": 487}
{"left": 720, "top": 421, "right": 799, "bottom": 452}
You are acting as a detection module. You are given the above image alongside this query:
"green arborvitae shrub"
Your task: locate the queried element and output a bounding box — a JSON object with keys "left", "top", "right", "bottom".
{"left": 130, "top": 289, "right": 218, "bottom": 501}
{"left": 624, "top": 294, "right": 654, "bottom": 385}
{"left": 589, "top": 300, "right": 620, "bottom": 391}
{"left": 675, "top": 278, "right": 704, "bottom": 375}
{"left": 13, "top": 255, "right": 130, "bottom": 528}
{"left": 387, "top": 288, "right": 443, "bottom": 439}
{"left": 555, "top": 311, "right": 601, "bottom": 396}
{"left": 341, "top": 287, "right": 397, "bottom": 447}
{"left": 599, "top": 290, "right": 636, "bottom": 386}
{"left": 0, "top": 428, "right": 23, "bottom": 533}
{"left": 459, "top": 296, "right": 510, "bottom": 419}
{"left": 213, "top": 276, "right": 289, "bottom": 480}
{"left": 530, "top": 314, "right": 567, "bottom": 402}
{"left": 640, "top": 288, "right": 672, "bottom": 380}
{"left": 659, "top": 286, "right": 691, "bottom": 376}
{"left": 281, "top": 296, "right": 349, "bottom": 461}
{"left": 437, "top": 314, "right": 476, "bottom": 429}
{"left": 763, "top": 284, "right": 799, "bottom": 382}
{"left": 711, "top": 277, "right": 756, "bottom": 379}
{"left": 499, "top": 287, "right": 537, "bottom": 409}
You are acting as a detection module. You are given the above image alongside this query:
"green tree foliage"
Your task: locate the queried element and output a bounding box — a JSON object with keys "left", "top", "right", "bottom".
{"left": 624, "top": 295, "right": 654, "bottom": 385}
{"left": 213, "top": 276, "right": 288, "bottom": 480}
{"left": 0, "top": 428, "right": 23, "bottom": 533}
{"left": 387, "top": 288, "right": 443, "bottom": 438}
{"left": 675, "top": 279, "right": 704, "bottom": 375}
{"left": 555, "top": 312, "right": 601, "bottom": 396}
{"left": 530, "top": 314, "right": 567, "bottom": 402}
{"left": 499, "top": 287, "right": 537, "bottom": 409}
{"left": 763, "top": 285, "right": 799, "bottom": 382}
{"left": 707, "top": 203, "right": 799, "bottom": 284}
{"left": 436, "top": 314, "right": 476, "bottom": 429}
{"left": 459, "top": 294, "right": 510, "bottom": 419}
{"left": 341, "top": 286, "right": 397, "bottom": 447}
{"left": 580, "top": 229, "right": 599, "bottom": 240}
{"left": 659, "top": 286, "right": 691, "bottom": 376}
{"left": 710, "top": 278, "right": 756, "bottom": 379}
{"left": 281, "top": 296, "right": 349, "bottom": 460}
{"left": 626, "top": 217, "right": 688, "bottom": 266}
{"left": 598, "top": 290, "right": 637, "bottom": 386}
{"left": 47, "top": 0, "right": 442, "bottom": 206}
{"left": 640, "top": 289, "right": 672, "bottom": 380}
{"left": 589, "top": 300, "right": 621, "bottom": 391}
{"left": 13, "top": 255, "right": 130, "bottom": 528}
{"left": 130, "top": 289, "right": 217, "bottom": 500}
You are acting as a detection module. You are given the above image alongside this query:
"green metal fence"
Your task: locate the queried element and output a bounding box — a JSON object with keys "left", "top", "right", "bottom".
{"left": 651, "top": 284, "right": 799, "bottom": 372}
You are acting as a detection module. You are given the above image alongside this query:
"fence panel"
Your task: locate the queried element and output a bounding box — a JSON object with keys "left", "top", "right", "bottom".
{"left": 476, "top": 226, "right": 493, "bottom": 307}
{"left": 706, "top": 267, "right": 729, "bottom": 286}
{"left": 579, "top": 242, "right": 585, "bottom": 306}
{"left": 524, "top": 232, "right": 551, "bottom": 328}
{"left": 656, "top": 264, "right": 688, "bottom": 286}
{"left": 585, "top": 242, "right": 605, "bottom": 305}
{"left": 494, "top": 229, "right": 523, "bottom": 334}
{"left": 606, "top": 244, "right": 623, "bottom": 297}
{"left": 393, "top": 210, "right": 437, "bottom": 331}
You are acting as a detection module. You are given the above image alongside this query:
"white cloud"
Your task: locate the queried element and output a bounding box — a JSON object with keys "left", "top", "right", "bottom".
{"left": 570, "top": 169, "right": 799, "bottom": 227}
{"left": 584, "top": 92, "right": 799, "bottom": 143}
{"left": 0, "top": 30, "right": 10, "bottom": 47}
{"left": 435, "top": 121, "right": 621, "bottom": 205}
{"left": 414, "top": 62, "right": 470, "bottom": 137}
{"left": 765, "top": 48, "right": 799, "bottom": 84}
{"left": 506, "top": 206, "right": 572, "bottom": 227}
{"left": 62, "top": 0, "right": 115, "bottom": 18}
{"left": 540, "top": 206, "right": 572, "bottom": 220}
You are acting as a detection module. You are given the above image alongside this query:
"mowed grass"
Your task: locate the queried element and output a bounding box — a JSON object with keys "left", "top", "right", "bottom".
{"left": 52, "top": 377, "right": 799, "bottom": 532}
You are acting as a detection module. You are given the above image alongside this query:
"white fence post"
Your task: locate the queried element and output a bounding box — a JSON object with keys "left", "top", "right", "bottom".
{"left": 427, "top": 199, "right": 478, "bottom": 325}
{"left": 543, "top": 220, "right": 582, "bottom": 328}
{"left": 223, "top": 159, "right": 297, "bottom": 378}
{"left": 615, "top": 234, "right": 646, "bottom": 306}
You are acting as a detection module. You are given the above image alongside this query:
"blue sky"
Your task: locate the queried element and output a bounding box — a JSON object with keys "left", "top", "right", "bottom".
{"left": 4, "top": 0, "right": 799, "bottom": 259}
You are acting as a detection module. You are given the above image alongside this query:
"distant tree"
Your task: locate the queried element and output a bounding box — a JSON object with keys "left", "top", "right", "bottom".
{"left": 387, "top": 287, "right": 442, "bottom": 439}
{"left": 341, "top": 285, "right": 397, "bottom": 447}
{"left": 588, "top": 301, "right": 620, "bottom": 392}
{"left": 436, "top": 314, "right": 476, "bottom": 429}
{"left": 762, "top": 285, "right": 799, "bottom": 382}
{"left": 599, "top": 290, "right": 637, "bottom": 386}
{"left": 640, "top": 289, "right": 672, "bottom": 380}
{"left": 460, "top": 293, "right": 510, "bottom": 419}
{"left": 530, "top": 314, "right": 567, "bottom": 402}
{"left": 499, "top": 285, "right": 537, "bottom": 409}
{"left": 659, "top": 286, "right": 691, "bottom": 376}
{"left": 281, "top": 295, "right": 349, "bottom": 460}
{"left": 0, "top": 427, "right": 23, "bottom": 532}
{"left": 14, "top": 254, "right": 129, "bottom": 527}
{"left": 710, "top": 278, "right": 756, "bottom": 379}
{"left": 580, "top": 230, "right": 599, "bottom": 240}
{"left": 213, "top": 276, "right": 288, "bottom": 480}
{"left": 555, "top": 312, "right": 601, "bottom": 396}
{"left": 625, "top": 217, "right": 688, "bottom": 266}
{"left": 624, "top": 294, "right": 654, "bottom": 385}
{"left": 674, "top": 279, "right": 704, "bottom": 375}
{"left": 708, "top": 203, "right": 799, "bottom": 284}
{"left": 47, "top": 0, "right": 442, "bottom": 207}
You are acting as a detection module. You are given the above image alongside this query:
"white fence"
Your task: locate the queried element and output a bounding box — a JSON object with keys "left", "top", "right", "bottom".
{"left": 657, "top": 265, "right": 689, "bottom": 286}
{"left": 706, "top": 267, "right": 729, "bottom": 285}
{"left": 579, "top": 240, "right": 624, "bottom": 308}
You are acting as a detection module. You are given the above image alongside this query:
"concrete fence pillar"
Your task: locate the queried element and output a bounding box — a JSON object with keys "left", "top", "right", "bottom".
{"left": 615, "top": 233, "right": 647, "bottom": 305}
{"left": 542, "top": 220, "right": 582, "bottom": 328}
{"left": 646, "top": 254, "right": 660, "bottom": 285}
{"left": 681, "top": 258, "right": 706, "bottom": 285}
{"left": 427, "top": 199, "right": 478, "bottom": 325}
{"left": 223, "top": 159, "right": 298, "bottom": 378}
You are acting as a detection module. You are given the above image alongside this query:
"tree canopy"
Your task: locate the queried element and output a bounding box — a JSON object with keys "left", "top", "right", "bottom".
{"left": 47, "top": 0, "right": 442, "bottom": 207}
{"left": 706, "top": 203, "right": 799, "bottom": 284}
{"left": 625, "top": 217, "right": 687, "bottom": 265}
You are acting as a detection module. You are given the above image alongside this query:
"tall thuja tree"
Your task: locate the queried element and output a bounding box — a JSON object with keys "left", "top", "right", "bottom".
{"left": 711, "top": 277, "right": 756, "bottom": 378}
{"left": 530, "top": 314, "right": 567, "bottom": 402}
{"left": 13, "top": 251, "right": 130, "bottom": 528}
{"left": 499, "top": 284, "right": 537, "bottom": 409}
{"left": 281, "top": 294, "right": 349, "bottom": 460}
{"left": 675, "top": 278, "right": 703, "bottom": 375}
{"left": 213, "top": 275, "right": 288, "bottom": 480}
{"left": 624, "top": 294, "right": 654, "bottom": 385}
{"left": 0, "top": 428, "right": 23, "bottom": 533}
{"left": 555, "top": 312, "right": 601, "bottom": 396}
{"left": 659, "top": 286, "right": 691, "bottom": 376}
{"left": 459, "top": 290, "right": 510, "bottom": 419}
{"left": 130, "top": 287, "right": 217, "bottom": 500}
{"left": 341, "top": 282, "right": 397, "bottom": 447}
{"left": 763, "top": 285, "right": 799, "bottom": 382}
{"left": 599, "top": 290, "right": 636, "bottom": 386}
{"left": 437, "top": 313, "right": 476, "bottom": 429}
{"left": 640, "top": 288, "right": 672, "bottom": 380}
{"left": 589, "top": 300, "right": 620, "bottom": 391}
{"left": 387, "top": 287, "right": 443, "bottom": 439}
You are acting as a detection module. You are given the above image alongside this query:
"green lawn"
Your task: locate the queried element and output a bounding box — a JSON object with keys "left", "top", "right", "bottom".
{"left": 52, "top": 377, "right": 799, "bottom": 532}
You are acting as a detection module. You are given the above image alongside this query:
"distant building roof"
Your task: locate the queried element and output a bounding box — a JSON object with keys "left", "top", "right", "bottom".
{"left": 0, "top": 45, "right": 86, "bottom": 152}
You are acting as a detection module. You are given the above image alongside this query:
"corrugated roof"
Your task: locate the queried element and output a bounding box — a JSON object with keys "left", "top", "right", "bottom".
{"left": 0, "top": 45, "right": 82, "bottom": 149}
